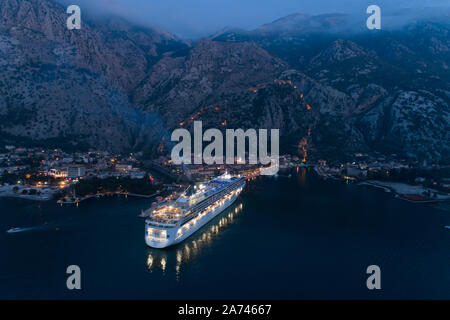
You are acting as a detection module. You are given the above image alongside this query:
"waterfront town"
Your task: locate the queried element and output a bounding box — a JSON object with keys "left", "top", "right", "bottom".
{"left": 0, "top": 144, "right": 449, "bottom": 205}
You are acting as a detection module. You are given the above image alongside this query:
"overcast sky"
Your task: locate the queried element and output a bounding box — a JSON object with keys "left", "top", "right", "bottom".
{"left": 57, "top": 0, "right": 449, "bottom": 38}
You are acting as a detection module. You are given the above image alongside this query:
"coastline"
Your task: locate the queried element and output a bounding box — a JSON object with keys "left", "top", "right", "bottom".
{"left": 0, "top": 185, "right": 161, "bottom": 204}
{"left": 0, "top": 193, "right": 53, "bottom": 201}
{"left": 57, "top": 190, "right": 161, "bottom": 205}
{"left": 358, "top": 180, "right": 450, "bottom": 204}
{"left": 311, "top": 166, "right": 450, "bottom": 206}
{"left": 0, "top": 185, "right": 56, "bottom": 201}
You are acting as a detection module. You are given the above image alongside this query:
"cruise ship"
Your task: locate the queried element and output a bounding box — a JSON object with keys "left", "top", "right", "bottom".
{"left": 144, "top": 173, "right": 246, "bottom": 248}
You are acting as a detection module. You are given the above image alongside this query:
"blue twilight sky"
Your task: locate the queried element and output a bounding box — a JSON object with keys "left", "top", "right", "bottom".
{"left": 57, "top": 0, "right": 449, "bottom": 38}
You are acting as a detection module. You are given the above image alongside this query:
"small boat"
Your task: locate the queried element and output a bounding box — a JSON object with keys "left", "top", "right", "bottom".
{"left": 7, "top": 227, "right": 24, "bottom": 234}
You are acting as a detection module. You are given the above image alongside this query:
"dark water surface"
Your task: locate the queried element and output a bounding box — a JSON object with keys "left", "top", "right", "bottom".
{"left": 1, "top": 169, "right": 449, "bottom": 299}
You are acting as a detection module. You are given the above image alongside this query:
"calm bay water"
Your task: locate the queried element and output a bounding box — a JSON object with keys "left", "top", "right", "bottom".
{"left": 1, "top": 168, "right": 449, "bottom": 299}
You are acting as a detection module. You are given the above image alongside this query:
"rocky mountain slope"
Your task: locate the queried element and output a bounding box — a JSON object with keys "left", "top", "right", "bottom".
{"left": 0, "top": 0, "right": 186, "bottom": 152}
{"left": 210, "top": 12, "right": 450, "bottom": 162}
{"left": 0, "top": 0, "right": 448, "bottom": 162}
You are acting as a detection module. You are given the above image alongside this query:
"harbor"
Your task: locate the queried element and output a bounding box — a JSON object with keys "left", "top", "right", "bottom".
{"left": 1, "top": 168, "right": 449, "bottom": 299}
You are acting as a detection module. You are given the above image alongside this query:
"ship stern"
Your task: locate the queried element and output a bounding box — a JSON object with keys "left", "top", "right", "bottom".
{"left": 145, "top": 223, "right": 177, "bottom": 248}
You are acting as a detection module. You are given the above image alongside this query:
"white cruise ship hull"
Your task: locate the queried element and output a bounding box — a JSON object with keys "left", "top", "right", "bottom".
{"left": 145, "top": 192, "right": 240, "bottom": 249}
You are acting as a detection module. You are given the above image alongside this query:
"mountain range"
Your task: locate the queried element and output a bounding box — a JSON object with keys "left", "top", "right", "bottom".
{"left": 0, "top": 0, "right": 449, "bottom": 162}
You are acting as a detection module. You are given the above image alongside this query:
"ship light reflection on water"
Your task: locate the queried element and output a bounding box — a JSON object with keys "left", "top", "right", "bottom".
{"left": 146, "top": 202, "right": 244, "bottom": 280}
